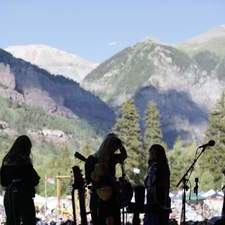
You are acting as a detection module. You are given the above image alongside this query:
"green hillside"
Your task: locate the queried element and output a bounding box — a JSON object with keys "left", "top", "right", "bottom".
{"left": 0, "top": 96, "right": 101, "bottom": 195}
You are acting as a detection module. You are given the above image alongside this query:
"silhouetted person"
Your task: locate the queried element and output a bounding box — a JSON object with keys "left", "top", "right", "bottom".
{"left": 0, "top": 135, "right": 40, "bottom": 225}
{"left": 144, "top": 144, "right": 171, "bottom": 225}
{"left": 85, "top": 133, "right": 127, "bottom": 225}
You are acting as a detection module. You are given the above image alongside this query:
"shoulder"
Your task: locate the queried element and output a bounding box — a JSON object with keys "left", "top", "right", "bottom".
{"left": 149, "top": 163, "right": 158, "bottom": 173}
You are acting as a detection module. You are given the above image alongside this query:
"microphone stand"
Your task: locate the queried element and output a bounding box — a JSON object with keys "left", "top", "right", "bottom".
{"left": 176, "top": 146, "right": 207, "bottom": 225}
{"left": 120, "top": 162, "right": 126, "bottom": 225}
{"left": 194, "top": 178, "right": 199, "bottom": 203}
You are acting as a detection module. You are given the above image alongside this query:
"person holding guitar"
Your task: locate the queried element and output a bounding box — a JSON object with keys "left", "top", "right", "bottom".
{"left": 0, "top": 135, "right": 40, "bottom": 225}
{"left": 85, "top": 133, "right": 127, "bottom": 225}
{"left": 144, "top": 144, "right": 171, "bottom": 225}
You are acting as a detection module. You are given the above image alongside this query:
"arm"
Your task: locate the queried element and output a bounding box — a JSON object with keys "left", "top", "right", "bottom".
{"left": 114, "top": 145, "right": 127, "bottom": 164}
{"left": 31, "top": 166, "right": 40, "bottom": 186}
{"left": 119, "top": 145, "right": 127, "bottom": 161}
{"left": 148, "top": 165, "right": 170, "bottom": 209}
{"left": 23, "top": 164, "right": 40, "bottom": 187}
{"left": 146, "top": 164, "right": 159, "bottom": 205}
{"left": 144, "top": 165, "right": 159, "bottom": 206}
{"left": 0, "top": 166, "right": 8, "bottom": 187}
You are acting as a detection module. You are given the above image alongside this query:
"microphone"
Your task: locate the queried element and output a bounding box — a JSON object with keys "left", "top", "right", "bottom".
{"left": 194, "top": 177, "right": 199, "bottom": 195}
{"left": 198, "top": 140, "right": 215, "bottom": 149}
{"left": 74, "top": 152, "right": 87, "bottom": 162}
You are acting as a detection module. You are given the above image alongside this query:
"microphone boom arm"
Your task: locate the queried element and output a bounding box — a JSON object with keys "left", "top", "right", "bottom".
{"left": 176, "top": 144, "right": 212, "bottom": 225}
{"left": 176, "top": 143, "right": 212, "bottom": 187}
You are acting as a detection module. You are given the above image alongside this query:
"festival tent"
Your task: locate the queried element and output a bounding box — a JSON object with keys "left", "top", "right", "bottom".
{"left": 0, "top": 196, "right": 3, "bottom": 206}
{"left": 34, "top": 194, "right": 46, "bottom": 205}
{"left": 201, "top": 189, "right": 216, "bottom": 198}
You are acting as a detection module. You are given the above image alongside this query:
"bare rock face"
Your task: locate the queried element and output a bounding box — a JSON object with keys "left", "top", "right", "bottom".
{"left": 0, "top": 49, "right": 115, "bottom": 132}
{"left": 0, "top": 63, "right": 16, "bottom": 89}
{"left": 23, "top": 88, "right": 58, "bottom": 112}
{"left": 0, "top": 63, "right": 24, "bottom": 103}
{"left": 0, "top": 87, "right": 24, "bottom": 103}
{"left": 28, "top": 128, "right": 69, "bottom": 145}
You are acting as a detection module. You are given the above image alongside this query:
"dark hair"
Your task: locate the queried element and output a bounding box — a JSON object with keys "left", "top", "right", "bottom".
{"left": 95, "top": 133, "right": 122, "bottom": 163}
{"left": 2, "top": 135, "right": 32, "bottom": 165}
{"left": 148, "top": 144, "right": 168, "bottom": 166}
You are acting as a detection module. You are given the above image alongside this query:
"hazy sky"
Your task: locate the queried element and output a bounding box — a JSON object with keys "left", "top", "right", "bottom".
{"left": 0, "top": 0, "right": 225, "bottom": 62}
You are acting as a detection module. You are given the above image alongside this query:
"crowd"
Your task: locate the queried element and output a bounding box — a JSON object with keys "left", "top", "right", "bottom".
{"left": 0, "top": 189, "right": 224, "bottom": 224}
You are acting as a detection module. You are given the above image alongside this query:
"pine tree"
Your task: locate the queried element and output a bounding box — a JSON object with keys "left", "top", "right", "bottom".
{"left": 113, "top": 100, "right": 143, "bottom": 185}
{"left": 168, "top": 139, "right": 184, "bottom": 190}
{"left": 141, "top": 102, "right": 165, "bottom": 178}
{"left": 42, "top": 146, "right": 73, "bottom": 195}
{"left": 143, "top": 102, "right": 165, "bottom": 149}
{"left": 199, "top": 92, "right": 225, "bottom": 190}
{"left": 168, "top": 139, "right": 198, "bottom": 190}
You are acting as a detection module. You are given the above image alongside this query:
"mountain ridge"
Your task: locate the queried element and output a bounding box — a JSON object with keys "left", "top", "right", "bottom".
{"left": 82, "top": 32, "right": 225, "bottom": 146}
{"left": 178, "top": 25, "right": 225, "bottom": 58}
{"left": 5, "top": 44, "right": 98, "bottom": 83}
{"left": 2, "top": 25, "right": 225, "bottom": 147}
{"left": 0, "top": 48, "right": 115, "bottom": 133}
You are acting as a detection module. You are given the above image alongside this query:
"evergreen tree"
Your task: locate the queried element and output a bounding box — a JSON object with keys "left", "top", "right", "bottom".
{"left": 168, "top": 139, "right": 184, "bottom": 190}
{"left": 38, "top": 146, "right": 73, "bottom": 196}
{"left": 168, "top": 139, "right": 198, "bottom": 190}
{"left": 141, "top": 102, "right": 165, "bottom": 179}
{"left": 143, "top": 102, "right": 164, "bottom": 150}
{"left": 199, "top": 92, "right": 225, "bottom": 190}
{"left": 113, "top": 100, "right": 143, "bottom": 184}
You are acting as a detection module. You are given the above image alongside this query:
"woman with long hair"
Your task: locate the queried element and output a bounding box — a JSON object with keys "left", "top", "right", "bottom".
{"left": 85, "top": 133, "right": 127, "bottom": 225}
{"left": 144, "top": 144, "right": 171, "bottom": 225}
{"left": 0, "top": 135, "right": 40, "bottom": 225}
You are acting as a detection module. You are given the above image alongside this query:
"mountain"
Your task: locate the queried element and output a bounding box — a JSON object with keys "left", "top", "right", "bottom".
{"left": 5, "top": 45, "right": 97, "bottom": 83}
{"left": 82, "top": 36, "right": 225, "bottom": 147}
{"left": 178, "top": 25, "right": 225, "bottom": 58}
{"left": 3, "top": 26, "right": 224, "bottom": 148}
{"left": 0, "top": 49, "right": 110, "bottom": 195}
{"left": 0, "top": 48, "right": 115, "bottom": 132}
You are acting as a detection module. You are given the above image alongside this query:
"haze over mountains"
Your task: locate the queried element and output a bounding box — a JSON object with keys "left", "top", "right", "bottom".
{"left": 0, "top": 49, "right": 115, "bottom": 132}
{"left": 6, "top": 45, "right": 97, "bottom": 83}
{"left": 2, "top": 25, "right": 225, "bottom": 147}
{"left": 178, "top": 25, "right": 225, "bottom": 58}
{"left": 82, "top": 25, "right": 225, "bottom": 146}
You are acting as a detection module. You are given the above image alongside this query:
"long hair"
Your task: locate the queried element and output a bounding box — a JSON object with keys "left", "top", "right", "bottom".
{"left": 148, "top": 144, "right": 168, "bottom": 167}
{"left": 2, "top": 135, "right": 32, "bottom": 166}
{"left": 95, "top": 133, "right": 122, "bottom": 163}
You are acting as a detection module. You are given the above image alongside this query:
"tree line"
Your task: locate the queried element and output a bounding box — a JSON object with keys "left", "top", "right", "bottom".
{"left": 2, "top": 92, "right": 225, "bottom": 196}
{"left": 38, "top": 92, "right": 225, "bottom": 195}
{"left": 112, "top": 92, "right": 225, "bottom": 191}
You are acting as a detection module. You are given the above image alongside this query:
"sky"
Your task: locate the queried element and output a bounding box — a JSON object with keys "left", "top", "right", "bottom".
{"left": 0, "top": 0, "right": 225, "bottom": 63}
